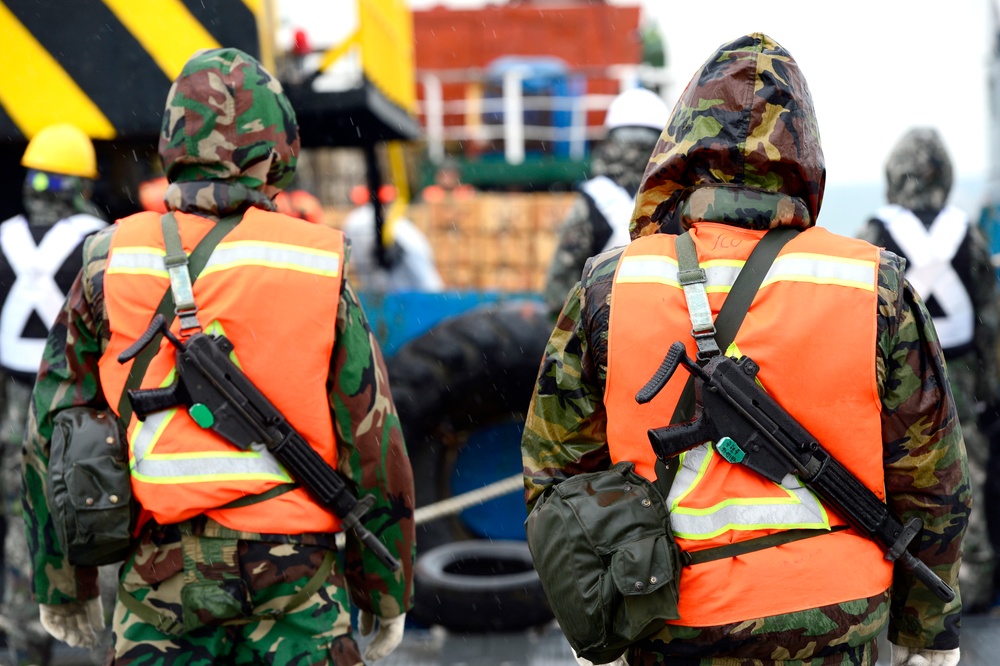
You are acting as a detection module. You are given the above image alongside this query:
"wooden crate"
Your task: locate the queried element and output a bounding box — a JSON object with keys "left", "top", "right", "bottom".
{"left": 325, "top": 193, "right": 578, "bottom": 292}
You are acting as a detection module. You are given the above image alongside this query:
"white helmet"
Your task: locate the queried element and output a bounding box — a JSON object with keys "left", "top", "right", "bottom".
{"left": 604, "top": 87, "right": 670, "bottom": 133}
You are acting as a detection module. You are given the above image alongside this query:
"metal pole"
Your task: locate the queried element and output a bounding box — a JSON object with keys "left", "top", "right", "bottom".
{"left": 362, "top": 142, "right": 390, "bottom": 269}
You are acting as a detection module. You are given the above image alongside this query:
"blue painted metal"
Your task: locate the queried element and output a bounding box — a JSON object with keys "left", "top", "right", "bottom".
{"left": 450, "top": 421, "right": 529, "bottom": 541}
{"left": 358, "top": 289, "right": 542, "bottom": 358}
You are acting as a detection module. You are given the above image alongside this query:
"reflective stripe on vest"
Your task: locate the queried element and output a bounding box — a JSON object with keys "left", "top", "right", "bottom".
{"left": 579, "top": 175, "right": 634, "bottom": 253}
{"left": 0, "top": 214, "right": 105, "bottom": 373}
{"left": 616, "top": 252, "right": 876, "bottom": 293}
{"left": 107, "top": 241, "right": 341, "bottom": 279}
{"left": 98, "top": 209, "right": 344, "bottom": 535}
{"left": 877, "top": 204, "right": 973, "bottom": 349}
{"left": 605, "top": 223, "right": 890, "bottom": 626}
{"left": 667, "top": 443, "right": 830, "bottom": 539}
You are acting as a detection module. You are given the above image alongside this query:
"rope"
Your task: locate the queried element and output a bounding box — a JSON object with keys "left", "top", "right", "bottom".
{"left": 413, "top": 473, "right": 523, "bottom": 525}
{"left": 335, "top": 473, "right": 524, "bottom": 550}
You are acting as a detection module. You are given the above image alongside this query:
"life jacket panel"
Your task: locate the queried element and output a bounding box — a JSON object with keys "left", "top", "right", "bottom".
{"left": 605, "top": 223, "right": 890, "bottom": 625}
{"left": 98, "top": 208, "right": 344, "bottom": 535}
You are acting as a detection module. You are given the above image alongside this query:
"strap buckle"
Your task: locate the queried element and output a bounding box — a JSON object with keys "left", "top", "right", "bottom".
{"left": 691, "top": 327, "right": 720, "bottom": 361}
{"left": 176, "top": 306, "right": 202, "bottom": 339}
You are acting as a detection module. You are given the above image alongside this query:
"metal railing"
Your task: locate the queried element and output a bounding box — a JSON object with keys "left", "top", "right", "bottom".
{"left": 418, "top": 63, "right": 671, "bottom": 165}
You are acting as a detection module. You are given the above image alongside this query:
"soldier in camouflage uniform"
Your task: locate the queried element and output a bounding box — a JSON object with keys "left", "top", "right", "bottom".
{"left": 0, "top": 123, "right": 108, "bottom": 666}
{"left": 858, "top": 127, "right": 999, "bottom": 614}
{"left": 542, "top": 87, "right": 670, "bottom": 318}
{"left": 523, "top": 34, "right": 969, "bottom": 666}
{"left": 21, "top": 49, "right": 415, "bottom": 665}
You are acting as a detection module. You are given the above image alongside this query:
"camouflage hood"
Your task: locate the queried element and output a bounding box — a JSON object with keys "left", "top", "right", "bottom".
{"left": 885, "top": 127, "right": 952, "bottom": 213}
{"left": 631, "top": 33, "right": 825, "bottom": 238}
{"left": 590, "top": 129, "right": 660, "bottom": 197}
{"left": 159, "top": 48, "right": 300, "bottom": 217}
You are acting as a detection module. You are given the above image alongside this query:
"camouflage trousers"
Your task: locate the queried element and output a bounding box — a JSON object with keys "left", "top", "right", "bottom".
{"left": 112, "top": 522, "right": 363, "bottom": 665}
{"left": 948, "top": 359, "right": 996, "bottom": 611}
{"left": 0, "top": 377, "right": 53, "bottom": 666}
{"left": 629, "top": 594, "right": 887, "bottom": 666}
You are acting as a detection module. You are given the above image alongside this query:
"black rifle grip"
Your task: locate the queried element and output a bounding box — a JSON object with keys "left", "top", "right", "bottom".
{"left": 636, "top": 341, "right": 687, "bottom": 404}
{"left": 127, "top": 385, "right": 183, "bottom": 421}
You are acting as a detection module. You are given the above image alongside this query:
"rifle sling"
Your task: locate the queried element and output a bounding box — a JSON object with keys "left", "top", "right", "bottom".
{"left": 667, "top": 227, "right": 833, "bottom": 563}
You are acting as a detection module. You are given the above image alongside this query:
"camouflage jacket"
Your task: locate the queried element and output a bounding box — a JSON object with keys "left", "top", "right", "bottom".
{"left": 523, "top": 240, "right": 969, "bottom": 663}
{"left": 22, "top": 222, "right": 416, "bottom": 620}
{"left": 524, "top": 32, "right": 969, "bottom": 665}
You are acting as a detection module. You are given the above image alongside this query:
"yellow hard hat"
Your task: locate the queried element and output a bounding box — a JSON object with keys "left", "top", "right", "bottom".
{"left": 21, "top": 123, "right": 97, "bottom": 179}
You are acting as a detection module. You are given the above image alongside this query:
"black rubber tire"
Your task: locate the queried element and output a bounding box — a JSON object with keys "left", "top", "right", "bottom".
{"left": 386, "top": 299, "right": 553, "bottom": 554}
{"left": 411, "top": 540, "right": 553, "bottom": 632}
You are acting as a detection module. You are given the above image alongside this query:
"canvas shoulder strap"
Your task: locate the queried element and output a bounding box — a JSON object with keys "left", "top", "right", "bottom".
{"left": 115, "top": 213, "right": 240, "bottom": 429}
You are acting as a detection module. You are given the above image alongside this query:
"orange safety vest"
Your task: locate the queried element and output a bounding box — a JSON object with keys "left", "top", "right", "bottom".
{"left": 606, "top": 222, "right": 892, "bottom": 626}
{"left": 97, "top": 208, "right": 345, "bottom": 535}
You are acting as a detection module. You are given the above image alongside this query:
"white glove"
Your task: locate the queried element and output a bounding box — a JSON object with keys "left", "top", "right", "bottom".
{"left": 574, "top": 650, "right": 629, "bottom": 666}
{"left": 38, "top": 597, "right": 105, "bottom": 648}
{"left": 889, "top": 644, "right": 960, "bottom": 666}
{"left": 359, "top": 610, "right": 406, "bottom": 662}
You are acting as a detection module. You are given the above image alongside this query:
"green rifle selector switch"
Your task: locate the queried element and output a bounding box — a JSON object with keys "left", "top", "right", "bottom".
{"left": 188, "top": 402, "right": 215, "bottom": 428}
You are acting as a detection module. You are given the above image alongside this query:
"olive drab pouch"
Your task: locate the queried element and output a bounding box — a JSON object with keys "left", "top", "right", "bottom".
{"left": 47, "top": 407, "right": 135, "bottom": 566}
{"left": 525, "top": 460, "right": 681, "bottom": 664}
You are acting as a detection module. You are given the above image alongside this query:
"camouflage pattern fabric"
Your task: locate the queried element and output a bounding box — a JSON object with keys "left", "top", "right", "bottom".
{"left": 0, "top": 178, "right": 108, "bottom": 665}
{"left": 543, "top": 131, "right": 659, "bottom": 317}
{"left": 523, "top": 33, "right": 968, "bottom": 664}
{"left": 159, "top": 48, "right": 300, "bottom": 217}
{"left": 0, "top": 377, "right": 53, "bottom": 666}
{"left": 21, "top": 47, "right": 413, "bottom": 664}
{"left": 630, "top": 33, "right": 825, "bottom": 240}
{"left": 883, "top": 128, "right": 952, "bottom": 212}
{"left": 112, "top": 521, "right": 362, "bottom": 665}
{"left": 858, "top": 127, "right": 999, "bottom": 611}
{"left": 21, "top": 227, "right": 414, "bottom": 644}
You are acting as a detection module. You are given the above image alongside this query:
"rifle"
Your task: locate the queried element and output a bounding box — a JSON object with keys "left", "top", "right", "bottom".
{"left": 636, "top": 341, "right": 954, "bottom": 602}
{"left": 118, "top": 314, "right": 401, "bottom": 571}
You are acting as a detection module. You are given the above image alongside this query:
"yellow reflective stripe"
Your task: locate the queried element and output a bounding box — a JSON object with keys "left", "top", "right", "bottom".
{"left": 617, "top": 255, "right": 678, "bottom": 286}
{"left": 0, "top": 3, "right": 115, "bottom": 139}
{"left": 760, "top": 253, "right": 876, "bottom": 292}
{"left": 618, "top": 252, "right": 874, "bottom": 293}
{"left": 201, "top": 241, "right": 341, "bottom": 278}
{"left": 667, "top": 444, "right": 831, "bottom": 540}
{"left": 108, "top": 242, "right": 342, "bottom": 279}
{"left": 100, "top": 0, "right": 220, "bottom": 80}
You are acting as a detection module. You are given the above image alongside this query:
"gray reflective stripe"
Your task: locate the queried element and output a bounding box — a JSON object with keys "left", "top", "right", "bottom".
{"left": 202, "top": 241, "right": 340, "bottom": 277}
{"left": 667, "top": 444, "right": 830, "bottom": 540}
{"left": 107, "top": 247, "right": 167, "bottom": 275}
{"left": 617, "top": 253, "right": 874, "bottom": 292}
{"left": 130, "top": 408, "right": 291, "bottom": 484}
{"left": 108, "top": 242, "right": 341, "bottom": 278}
{"left": 761, "top": 253, "right": 876, "bottom": 291}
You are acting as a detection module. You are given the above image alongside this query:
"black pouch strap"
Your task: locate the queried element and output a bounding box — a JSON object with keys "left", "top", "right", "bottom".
{"left": 116, "top": 214, "right": 240, "bottom": 430}
{"left": 684, "top": 526, "right": 847, "bottom": 566}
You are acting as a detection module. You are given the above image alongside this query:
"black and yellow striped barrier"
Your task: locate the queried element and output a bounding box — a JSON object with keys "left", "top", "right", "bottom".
{"left": 0, "top": 0, "right": 264, "bottom": 141}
